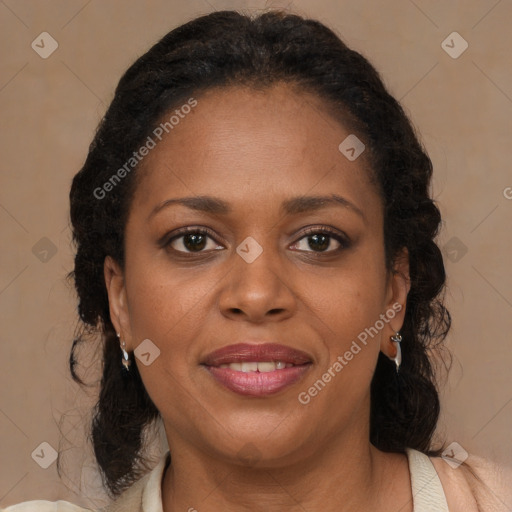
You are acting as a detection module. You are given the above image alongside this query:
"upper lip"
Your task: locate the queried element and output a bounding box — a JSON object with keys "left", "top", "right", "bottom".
{"left": 201, "top": 343, "right": 312, "bottom": 367}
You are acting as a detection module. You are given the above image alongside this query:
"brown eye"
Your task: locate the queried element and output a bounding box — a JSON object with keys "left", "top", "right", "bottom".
{"left": 290, "top": 227, "right": 349, "bottom": 253}
{"left": 305, "top": 233, "right": 331, "bottom": 252}
{"left": 180, "top": 233, "right": 207, "bottom": 252}
{"left": 166, "top": 228, "right": 224, "bottom": 254}
{"left": 293, "top": 233, "right": 339, "bottom": 252}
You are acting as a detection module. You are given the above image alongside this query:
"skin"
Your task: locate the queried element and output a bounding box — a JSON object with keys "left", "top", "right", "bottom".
{"left": 104, "top": 83, "right": 412, "bottom": 512}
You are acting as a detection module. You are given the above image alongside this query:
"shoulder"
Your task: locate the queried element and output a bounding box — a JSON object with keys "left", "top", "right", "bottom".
{"left": 101, "top": 451, "right": 170, "bottom": 512}
{"left": 429, "top": 451, "right": 512, "bottom": 512}
{"left": 2, "top": 452, "right": 171, "bottom": 512}
{"left": 1, "top": 500, "right": 92, "bottom": 512}
{"left": 100, "top": 473, "right": 149, "bottom": 512}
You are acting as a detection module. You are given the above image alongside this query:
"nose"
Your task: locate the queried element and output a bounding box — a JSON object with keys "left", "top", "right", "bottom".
{"left": 218, "top": 247, "right": 297, "bottom": 323}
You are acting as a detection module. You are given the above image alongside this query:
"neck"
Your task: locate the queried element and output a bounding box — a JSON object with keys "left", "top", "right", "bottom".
{"left": 161, "top": 426, "right": 412, "bottom": 512}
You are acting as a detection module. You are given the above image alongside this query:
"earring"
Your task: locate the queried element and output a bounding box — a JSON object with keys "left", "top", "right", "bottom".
{"left": 117, "top": 332, "right": 131, "bottom": 371}
{"left": 389, "top": 332, "right": 402, "bottom": 374}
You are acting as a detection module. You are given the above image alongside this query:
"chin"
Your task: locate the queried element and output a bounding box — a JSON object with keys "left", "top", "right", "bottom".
{"left": 203, "top": 419, "right": 313, "bottom": 468}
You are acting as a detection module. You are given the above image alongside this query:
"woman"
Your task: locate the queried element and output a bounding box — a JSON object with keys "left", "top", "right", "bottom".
{"left": 4, "top": 9, "right": 511, "bottom": 512}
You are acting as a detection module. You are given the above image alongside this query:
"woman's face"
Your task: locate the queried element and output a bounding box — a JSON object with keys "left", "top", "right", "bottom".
{"left": 105, "top": 83, "right": 409, "bottom": 466}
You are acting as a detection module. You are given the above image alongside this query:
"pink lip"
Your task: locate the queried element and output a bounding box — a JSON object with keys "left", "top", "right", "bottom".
{"left": 205, "top": 365, "right": 311, "bottom": 396}
{"left": 201, "top": 343, "right": 312, "bottom": 397}
{"left": 201, "top": 343, "right": 312, "bottom": 366}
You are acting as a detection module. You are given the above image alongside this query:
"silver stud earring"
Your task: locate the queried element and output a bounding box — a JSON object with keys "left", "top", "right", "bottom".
{"left": 389, "top": 332, "right": 402, "bottom": 373}
{"left": 117, "top": 332, "right": 131, "bottom": 371}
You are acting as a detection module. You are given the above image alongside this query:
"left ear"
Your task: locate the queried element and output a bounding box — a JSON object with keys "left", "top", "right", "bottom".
{"left": 380, "top": 247, "right": 411, "bottom": 358}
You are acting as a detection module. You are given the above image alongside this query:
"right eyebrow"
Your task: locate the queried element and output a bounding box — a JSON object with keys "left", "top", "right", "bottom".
{"left": 148, "top": 196, "right": 232, "bottom": 220}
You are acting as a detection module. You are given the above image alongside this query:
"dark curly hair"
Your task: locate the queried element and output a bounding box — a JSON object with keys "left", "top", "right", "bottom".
{"left": 67, "top": 9, "right": 451, "bottom": 498}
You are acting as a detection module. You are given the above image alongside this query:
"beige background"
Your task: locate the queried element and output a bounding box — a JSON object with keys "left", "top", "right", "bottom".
{"left": 1, "top": 0, "right": 511, "bottom": 508}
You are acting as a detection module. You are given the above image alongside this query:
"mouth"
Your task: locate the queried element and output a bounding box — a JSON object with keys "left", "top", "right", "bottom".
{"left": 201, "top": 343, "right": 313, "bottom": 397}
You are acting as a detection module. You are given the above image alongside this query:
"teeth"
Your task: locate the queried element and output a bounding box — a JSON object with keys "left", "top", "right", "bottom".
{"left": 220, "top": 361, "right": 293, "bottom": 372}
{"left": 241, "top": 362, "right": 258, "bottom": 372}
{"left": 256, "top": 362, "right": 277, "bottom": 372}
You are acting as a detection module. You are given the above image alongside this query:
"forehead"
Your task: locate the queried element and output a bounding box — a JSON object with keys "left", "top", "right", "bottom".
{"left": 130, "top": 83, "right": 380, "bottom": 219}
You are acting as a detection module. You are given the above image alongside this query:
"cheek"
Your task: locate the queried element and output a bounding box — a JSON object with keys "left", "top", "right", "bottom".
{"left": 124, "top": 256, "right": 223, "bottom": 369}
{"left": 298, "top": 266, "right": 387, "bottom": 418}
{"left": 123, "top": 264, "right": 212, "bottom": 415}
{"left": 125, "top": 241, "right": 207, "bottom": 328}
{"left": 303, "top": 259, "right": 388, "bottom": 343}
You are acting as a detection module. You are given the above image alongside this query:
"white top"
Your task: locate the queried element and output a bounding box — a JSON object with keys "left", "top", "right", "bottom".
{"left": 0, "top": 448, "right": 450, "bottom": 511}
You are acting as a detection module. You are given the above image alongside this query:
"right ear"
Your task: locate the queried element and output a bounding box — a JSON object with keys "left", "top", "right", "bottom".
{"left": 104, "top": 255, "right": 132, "bottom": 349}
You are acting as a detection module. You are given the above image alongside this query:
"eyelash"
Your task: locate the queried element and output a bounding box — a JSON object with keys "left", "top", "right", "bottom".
{"left": 162, "top": 225, "right": 350, "bottom": 257}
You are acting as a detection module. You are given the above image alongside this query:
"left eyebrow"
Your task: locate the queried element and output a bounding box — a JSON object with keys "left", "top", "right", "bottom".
{"left": 281, "top": 194, "right": 366, "bottom": 221}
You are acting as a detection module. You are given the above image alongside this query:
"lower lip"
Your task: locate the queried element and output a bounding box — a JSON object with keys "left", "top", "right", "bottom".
{"left": 204, "top": 364, "right": 311, "bottom": 397}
